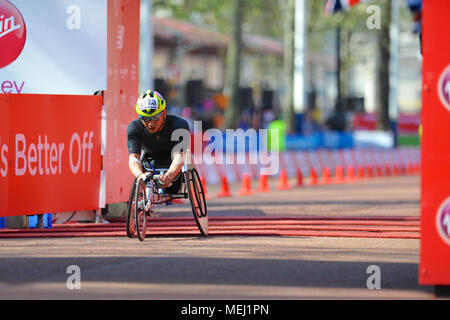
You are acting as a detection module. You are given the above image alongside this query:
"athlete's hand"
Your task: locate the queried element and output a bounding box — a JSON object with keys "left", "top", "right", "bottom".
{"left": 138, "top": 172, "right": 152, "bottom": 182}
{"left": 159, "top": 173, "right": 173, "bottom": 188}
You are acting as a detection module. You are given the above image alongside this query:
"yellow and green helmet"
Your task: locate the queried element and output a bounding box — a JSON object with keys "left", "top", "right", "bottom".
{"left": 135, "top": 90, "right": 166, "bottom": 118}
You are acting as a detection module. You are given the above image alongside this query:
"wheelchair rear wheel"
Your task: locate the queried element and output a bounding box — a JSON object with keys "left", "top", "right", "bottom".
{"left": 185, "top": 168, "right": 208, "bottom": 236}
{"left": 134, "top": 177, "right": 148, "bottom": 241}
{"left": 126, "top": 177, "right": 137, "bottom": 238}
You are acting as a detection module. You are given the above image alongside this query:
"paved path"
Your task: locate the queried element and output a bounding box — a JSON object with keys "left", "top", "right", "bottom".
{"left": 0, "top": 175, "right": 443, "bottom": 299}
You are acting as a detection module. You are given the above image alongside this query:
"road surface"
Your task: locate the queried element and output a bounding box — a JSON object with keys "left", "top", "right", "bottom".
{"left": 0, "top": 175, "right": 443, "bottom": 300}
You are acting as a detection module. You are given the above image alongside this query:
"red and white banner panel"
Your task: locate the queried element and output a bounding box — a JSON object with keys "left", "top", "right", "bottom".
{"left": 102, "top": 0, "right": 140, "bottom": 205}
{"left": 0, "top": 94, "right": 102, "bottom": 217}
{"left": 0, "top": 0, "right": 107, "bottom": 94}
{"left": 420, "top": 0, "right": 450, "bottom": 285}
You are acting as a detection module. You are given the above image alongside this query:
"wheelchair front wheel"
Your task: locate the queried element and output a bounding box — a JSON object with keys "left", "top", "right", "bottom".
{"left": 134, "top": 177, "right": 148, "bottom": 241}
{"left": 185, "top": 168, "right": 208, "bottom": 236}
{"left": 126, "top": 177, "right": 137, "bottom": 238}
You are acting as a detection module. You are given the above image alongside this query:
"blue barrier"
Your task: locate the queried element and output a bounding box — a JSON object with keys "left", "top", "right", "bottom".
{"left": 28, "top": 214, "right": 52, "bottom": 229}
{"left": 207, "top": 130, "right": 355, "bottom": 153}
{"left": 285, "top": 131, "right": 354, "bottom": 150}
{"left": 285, "top": 133, "right": 321, "bottom": 150}
{"left": 197, "top": 129, "right": 393, "bottom": 153}
{"left": 0, "top": 217, "right": 4, "bottom": 229}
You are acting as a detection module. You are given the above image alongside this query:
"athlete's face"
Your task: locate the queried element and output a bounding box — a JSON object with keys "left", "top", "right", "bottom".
{"left": 141, "top": 110, "right": 166, "bottom": 133}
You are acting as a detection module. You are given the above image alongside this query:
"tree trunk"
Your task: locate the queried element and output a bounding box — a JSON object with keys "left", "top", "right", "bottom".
{"left": 224, "top": 0, "right": 243, "bottom": 129}
{"left": 375, "top": 1, "right": 391, "bottom": 130}
{"left": 283, "top": 0, "right": 296, "bottom": 133}
{"left": 336, "top": 26, "right": 342, "bottom": 110}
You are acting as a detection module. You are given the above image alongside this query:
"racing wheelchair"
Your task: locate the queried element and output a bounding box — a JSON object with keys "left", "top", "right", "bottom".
{"left": 126, "top": 150, "right": 208, "bottom": 241}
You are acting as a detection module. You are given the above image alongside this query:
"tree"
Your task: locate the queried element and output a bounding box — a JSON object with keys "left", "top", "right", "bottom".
{"left": 154, "top": 0, "right": 286, "bottom": 129}
{"left": 282, "top": 0, "right": 296, "bottom": 133}
{"left": 375, "top": 0, "right": 391, "bottom": 130}
{"left": 154, "top": 0, "right": 284, "bottom": 37}
{"left": 307, "top": 1, "right": 393, "bottom": 130}
{"left": 308, "top": 2, "right": 371, "bottom": 107}
{"left": 224, "top": 0, "right": 243, "bottom": 128}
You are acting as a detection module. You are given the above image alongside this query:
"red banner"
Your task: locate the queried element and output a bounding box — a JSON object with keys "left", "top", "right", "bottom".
{"left": 352, "top": 113, "right": 377, "bottom": 130}
{"left": 420, "top": 0, "right": 450, "bottom": 285}
{"left": 397, "top": 113, "right": 421, "bottom": 135}
{"left": 103, "top": 0, "right": 140, "bottom": 204}
{"left": 0, "top": 94, "right": 102, "bottom": 217}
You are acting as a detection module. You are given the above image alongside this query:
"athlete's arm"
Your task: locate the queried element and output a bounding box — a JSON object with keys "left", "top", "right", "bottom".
{"left": 160, "top": 116, "right": 189, "bottom": 185}
{"left": 127, "top": 121, "right": 147, "bottom": 180}
{"left": 160, "top": 151, "right": 185, "bottom": 185}
{"left": 129, "top": 153, "right": 146, "bottom": 179}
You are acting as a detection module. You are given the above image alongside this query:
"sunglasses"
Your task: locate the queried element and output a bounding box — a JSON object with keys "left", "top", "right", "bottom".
{"left": 140, "top": 112, "right": 163, "bottom": 122}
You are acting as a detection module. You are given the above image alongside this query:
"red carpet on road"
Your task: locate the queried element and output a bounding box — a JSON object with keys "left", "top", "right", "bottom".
{"left": 0, "top": 216, "right": 420, "bottom": 239}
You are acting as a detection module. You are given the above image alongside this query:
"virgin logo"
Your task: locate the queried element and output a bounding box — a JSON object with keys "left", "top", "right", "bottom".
{"left": 0, "top": 1, "right": 26, "bottom": 69}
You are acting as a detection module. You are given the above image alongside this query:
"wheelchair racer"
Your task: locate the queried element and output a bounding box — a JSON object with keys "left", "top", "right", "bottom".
{"left": 127, "top": 90, "right": 190, "bottom": 196}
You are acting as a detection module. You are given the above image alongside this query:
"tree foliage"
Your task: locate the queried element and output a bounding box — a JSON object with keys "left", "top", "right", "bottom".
{"left": 154, "top": 0, "right": 284, "bottom": 38}
{"left": 154, "top": 0, "right": 397, "bottom": 130}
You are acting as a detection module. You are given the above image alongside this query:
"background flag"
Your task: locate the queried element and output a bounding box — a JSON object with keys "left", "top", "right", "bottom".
{"left": 323, "top": 0, "right": 369, "bottom": 16}
{"left": 323, "top": 0, "right": 343, "bottom": 16}
{"left": 405, "top": 0, "right": 422, "bottom": 34}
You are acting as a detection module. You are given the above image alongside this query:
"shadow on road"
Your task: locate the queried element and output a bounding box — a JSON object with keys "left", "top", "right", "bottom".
{"left": 0, "top": 256, "right": 432, "bottom": 294}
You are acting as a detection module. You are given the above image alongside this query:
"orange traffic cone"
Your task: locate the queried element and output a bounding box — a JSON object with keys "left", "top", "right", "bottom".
{"left": 376, "top": 165, "right": 383, "bottom": 177}
{"left": 237, "top": 173, "right": 254, "bottom": 196}
{"left": 276, "top": 169, "right": 291, "bottom": 190}
{"left": 346, "top": 165, "right": 356, "bottom": 182}
{"left": 334, "top": 165, "right": 345, "bottom": 184}
{"left": 309, "top": 167, "right": 318, "bottom": 186}
{"left": 321, "top": 166, "right": 332, "bottom": 184}
{"left": 367, "top": 165, "right": 374, "bottom": 178}
{"left": 400, "top": 164, "right": 406, "bottom": 175}
{"left": 415, "top": 163, "right": 421, "bottom": 174}
{"left": 296, "top": 169, "right": 304, "bottom": 187}
{"left": 217, "top": 175, "right": 232, "bottom": 197}
{"left": 257, "top": 174, "right": 271, "bottom": 192}
{"left": 357, "top": 166, "right": 365, "bottom": 179}
{"left": 393, "top": 164, "right": 400, "bottom": 176}
{"left": 407, "top": 163, "right": 414, "bottom": 175}
{"left": 385, "top": 164, "right": 392, "bottom": 176}
{"left": 200, "top": 176, "right": 210, "bottom": 200}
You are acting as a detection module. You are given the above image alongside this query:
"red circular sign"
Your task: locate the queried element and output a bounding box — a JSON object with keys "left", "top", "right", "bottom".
{"left": 0, "top": 1, "right": 26, "bottom": 69}
{"left": 438, "top": 65, "right": 450, "bottom": 111}
{"left": 437, "top": 198, "right": 450, "bottom": 246}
